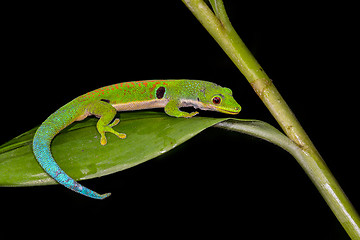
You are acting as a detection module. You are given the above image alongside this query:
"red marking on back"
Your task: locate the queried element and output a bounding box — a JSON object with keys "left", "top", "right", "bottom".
{"left": 133, "top": 80, "right": 149, "bottom": 87}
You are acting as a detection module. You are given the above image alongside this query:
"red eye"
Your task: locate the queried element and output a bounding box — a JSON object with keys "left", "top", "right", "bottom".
{"left": 212, "top": 97, "right": 221, "bottom": 104}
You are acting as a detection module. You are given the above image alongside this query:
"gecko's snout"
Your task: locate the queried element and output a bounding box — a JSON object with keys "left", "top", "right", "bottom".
{"left": 232, "top": 106, "right": 241, "bottom": 114}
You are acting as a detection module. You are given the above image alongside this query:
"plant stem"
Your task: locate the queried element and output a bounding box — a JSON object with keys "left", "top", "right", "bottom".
{"left": 182, "top": 0, "right": 360, "bottom": 238}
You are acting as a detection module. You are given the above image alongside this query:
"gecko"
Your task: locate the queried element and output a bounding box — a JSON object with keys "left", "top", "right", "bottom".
{"left": 32, "top": 80, "right": 241, "bottom": 199}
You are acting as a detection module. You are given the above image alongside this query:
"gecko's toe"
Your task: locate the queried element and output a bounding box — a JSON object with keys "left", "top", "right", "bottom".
{"left": 115, "top": 132, "right": 126, "bottom": 139}
{"left": 100, "top": 135, "right": 107, "bottom": 145}
{"left": 184, "top": 111, "right": 199, "bottom": 118}
{"left": 108, "top": 118, "right": 120, "bottom": 127}
{"left": 119, "top": 134, "right": 126, "bottom": 139}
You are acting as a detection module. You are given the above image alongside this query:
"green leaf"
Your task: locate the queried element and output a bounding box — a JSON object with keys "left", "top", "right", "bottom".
{"left": 0, "top": 111, "right": 302, "bottom": 187}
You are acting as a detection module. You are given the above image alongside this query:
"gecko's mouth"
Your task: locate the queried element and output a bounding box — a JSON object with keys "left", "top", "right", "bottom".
{"left": 215, "top": 106, "right": 241, "bottom": 115}
{"left": 181, "top": 100, "right": 241, "bottom": 115}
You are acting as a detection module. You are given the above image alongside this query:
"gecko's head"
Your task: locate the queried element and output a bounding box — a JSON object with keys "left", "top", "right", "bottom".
{"left": 198, "top": 83, "right": 241, "bottom": 115}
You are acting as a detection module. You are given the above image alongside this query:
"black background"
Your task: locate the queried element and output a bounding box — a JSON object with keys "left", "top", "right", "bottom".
{"left": 2, "top": 1, "right": 359, "bottom": 239}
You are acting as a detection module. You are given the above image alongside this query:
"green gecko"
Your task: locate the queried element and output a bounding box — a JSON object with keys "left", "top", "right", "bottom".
{"left": 33, "top": 80, "right": 241, "bottom": 199}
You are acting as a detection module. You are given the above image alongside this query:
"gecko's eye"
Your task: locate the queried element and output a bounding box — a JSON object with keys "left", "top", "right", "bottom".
{"left": 212, "top": 97, "right": 221, "bottom": 104}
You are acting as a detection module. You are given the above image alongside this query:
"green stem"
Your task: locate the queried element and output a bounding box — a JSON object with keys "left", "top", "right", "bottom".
{"left": 182, "top": 0, "right": 360, "bottom": 238}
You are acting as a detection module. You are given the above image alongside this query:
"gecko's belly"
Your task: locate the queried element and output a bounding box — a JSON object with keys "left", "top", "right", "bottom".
{"left": 112, "top": 99, "right": 169, "bottom": 112}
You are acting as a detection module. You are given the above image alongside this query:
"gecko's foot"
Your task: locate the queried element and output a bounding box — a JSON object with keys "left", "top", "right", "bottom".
{"left": 100, "top": 133, "right": 126, "bottom": 145}
{"left": 100, "top": 130, "right": 126, "bottom": 145}
{"left": 184, "top": 111, "right": 199, "bottom": 118}
{"left": 98, "top": 118, "right": 126, "bottom": 145}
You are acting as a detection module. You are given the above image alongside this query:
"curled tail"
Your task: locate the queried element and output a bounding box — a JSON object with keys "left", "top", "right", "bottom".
{"left": 33, "top": 109, "right": 110, "bottom": 199}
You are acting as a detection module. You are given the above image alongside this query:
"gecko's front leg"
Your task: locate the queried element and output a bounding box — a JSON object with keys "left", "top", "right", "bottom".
{"left": 87, "top": 100, "right": 126, "bottom": 145}
{"left": 164, "top": 99, "right": 199, "bottom": 118}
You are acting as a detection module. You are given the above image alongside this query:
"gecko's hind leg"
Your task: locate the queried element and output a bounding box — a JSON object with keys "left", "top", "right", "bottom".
{"left": 97, "top": 117, "right": 126, "bottom": 145}
{"left": 88, "top": 101, "right": 126, "bottom": 145}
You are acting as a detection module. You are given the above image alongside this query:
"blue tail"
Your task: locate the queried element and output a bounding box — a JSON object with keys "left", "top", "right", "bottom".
{"left": 33, "top": 123, "right": 110, "bottom": 200}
